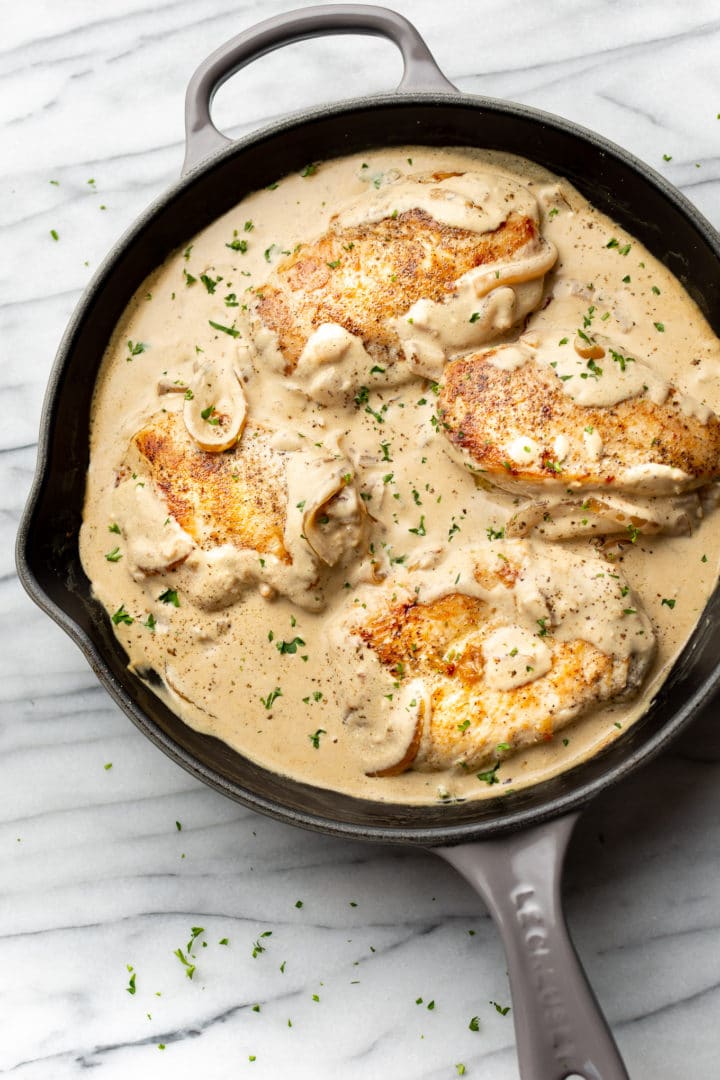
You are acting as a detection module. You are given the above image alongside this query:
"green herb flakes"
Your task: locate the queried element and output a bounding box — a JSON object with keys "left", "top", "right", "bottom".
{"left": 261, "top": 687, "right": 282, "bottom": 710}
{"left": 477, "top": 762, "right": 500, "bottom": 786}
{"left": 277, "top": 636, "right": 305, "bottom": 655}
{"left": 208, "top": 319, "right": 240, "bottom": 338}
{"left": 112, "top": 605, "right": 133, "bottom": 626}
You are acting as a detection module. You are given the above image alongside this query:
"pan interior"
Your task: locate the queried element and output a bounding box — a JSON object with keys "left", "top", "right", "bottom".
{"left": 19, "top": 97, "right": 720, "bottom": 843}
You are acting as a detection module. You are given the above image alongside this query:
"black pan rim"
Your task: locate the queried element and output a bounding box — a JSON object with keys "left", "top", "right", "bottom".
{"left": 16, "top": 87, "right": 720, "bottom": 846}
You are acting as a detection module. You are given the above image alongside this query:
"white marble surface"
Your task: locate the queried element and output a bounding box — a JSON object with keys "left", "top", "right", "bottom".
{"left": 3, "top": 1, "right": 720, "bottom": 1076}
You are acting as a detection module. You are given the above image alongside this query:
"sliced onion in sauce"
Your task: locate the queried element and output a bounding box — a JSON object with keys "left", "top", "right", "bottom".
{"left": 183, "top": 360, "right": 247, "bottom": 452}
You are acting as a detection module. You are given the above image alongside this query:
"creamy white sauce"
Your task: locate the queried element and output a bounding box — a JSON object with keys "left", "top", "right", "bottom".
{"left": 80, "top": 146, "right": 720, "bottom": 805}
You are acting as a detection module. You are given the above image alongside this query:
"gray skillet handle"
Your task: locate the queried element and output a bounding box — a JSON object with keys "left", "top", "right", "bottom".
{"left": 183, "top": 3, "right": 458, "bottom": 173}
{"left": 437, "top": 814, "right": 629, "bottom": 1080}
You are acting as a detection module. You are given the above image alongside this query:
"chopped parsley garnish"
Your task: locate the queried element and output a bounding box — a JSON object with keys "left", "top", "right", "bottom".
{"left": 143, "top": 613, "right": 156, "bottom": 631}
{"left": 558, "top": 336, "right": 569, "bottom": 345}
{"left": 174, "top": 947, "right": 196, "bottom": 979}
{"left": 108, "top": 522, "right": 121, "bottom": 534}
{"left": 126, "top": 968, "right": 136, "bottom": 995}
{"left": 609, "top": 348, "right": 633, "bottom": 372}
{"left": 651, "top": 285, "right": 661, "bottom": 295}
{"left": 326, "top": 259, "right": 341, "bottom": 269}
{"left": 477, "top": 762, "right": 500, "bottom": 785}
{"left": 661, "top": 598, "right": 676, "bottom": 609}
{"left": 469, "top": 312, "right": 482, "bottom": 323}
{"left": 457, "top": 719, "right": 471, "bottom": 732}
{"left": 200, "top": 404, "right": 220, "bottom": 425}
{"left": 662, "top": 153, "right": 672, "bottom": 162}
{"left": 490, "top": 1000, "right": 511, "bottom": 1016}
{"left": 300, "top": 163, "right": 319, "bottom": 177}
{"left": 536, "top": 617, "right": 549, "bottom": 636}
{"left": 200, "top": 273, "right": 220, "bottom": 293}
{"left": 50, "top": 229, "right": 59, "bottom": 241}
{"left": 208, "top": 319, "right": 240, "bottom": 337}
{"left": 408, "top": 515, "right": 426, "bottom": 536}
{"left": 261, "top": 687, "right": 282, "bottom": 710}
{"left": 251, "top": 931, "right": 272, "bottom": 958}
{"left": 486, "top": 526, "right": 505, "bottom": 540}
{"left": 158, "top": 588, "right": 179, "bottom": 607}
{"left": 277, "top": 636, "right": 305, "bottom": 655}
{"left": 183, "top": 268, "right": 197, "bottom": 286}
{"left": 548, "top": 207, "right": 559, "bottom": 219}
{"left": 654, "top": 321, "right": 665, "bottom": 332}
{"left": 626, "top": 523, "right": 640, "bottom": 543}
{"left": 104, "top": 762, "right": 112, "bottom": 770}
{"left": 308, "top": 728, "right": 326, "bottom": 749}
{"left": 127, "top": 340, "right": 146, "bottom": 356}
{"left": 226, "top": 237, "right": 248, "bottom": 253}
{"left": 105, "top": 546, "right": 122, "bottom": 562}
{"left": 380, "top": 442, "right": 392, "bottom": 461}
{"left": 112, "top": 605, "right": 133, "bottom": 626}
{"left": 469, "top": 1016, "right": 481, "bottom": 1032}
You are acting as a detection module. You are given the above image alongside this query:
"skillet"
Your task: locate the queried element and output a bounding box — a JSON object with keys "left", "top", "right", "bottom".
{"left": 15, "top": 6, "right": 720, "bottom": 1078}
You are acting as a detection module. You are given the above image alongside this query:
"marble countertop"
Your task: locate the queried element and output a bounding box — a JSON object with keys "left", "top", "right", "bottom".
{"left": 3, "top": 1, "right": 720, "bottom": 1076}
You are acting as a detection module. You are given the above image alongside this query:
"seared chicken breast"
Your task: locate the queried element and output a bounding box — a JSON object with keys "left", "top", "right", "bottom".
{"left": 129, "top": 410, "right": 289, "bottom": 560}
{"left": 336, "top": 541, "right": 655, "bottom": 776}
{"left": 438, "top": 329, "right": 720, "bottom": 539}
{"left": 113, "top": 409, "right": 367, "bottom": 610}
{"left": 244, "top": 171, "right": 556, "bottom": 395}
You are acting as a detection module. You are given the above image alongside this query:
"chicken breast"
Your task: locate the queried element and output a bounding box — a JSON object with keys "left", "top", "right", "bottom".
{"left": 244, "top": 171, "right": 556, "bottom": 397}
{"left": 438, "top": 328, "right": 720, "bottom": 539}
{"left": 114, "top": 410, "right": 367, "bottom": 610}
{"left": 129, "top": 410, "right": 289, "bottom": 560}
{"left": 334, "top": 540, "right": 655, "bottom": 776}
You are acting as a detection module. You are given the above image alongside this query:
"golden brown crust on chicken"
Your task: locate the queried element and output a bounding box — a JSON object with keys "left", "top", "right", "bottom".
{"left": 254, "top": 208, "right": 540, "bottom": 372}
{"left": 439, "top": 348, "right": 720, "bottom": 490}
{"left": 354, "top": 589, "right": 631, "bottom": 772}
{"left": 424, "top": 638, "right": 617, "bottom": 770}
{"left": 343, "top": 541, "right": 655, "bottom": 774}
{"left": 130, "top": 411, "right": 289, "bottom": 562}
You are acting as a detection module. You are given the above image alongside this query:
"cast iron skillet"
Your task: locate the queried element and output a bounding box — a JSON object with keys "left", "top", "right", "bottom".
{"left": 16, "top": 6, "right": 720, "bottom": 1078}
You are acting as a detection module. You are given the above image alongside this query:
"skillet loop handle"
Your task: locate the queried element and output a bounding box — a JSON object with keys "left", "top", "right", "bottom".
{"left": 182, "top": 3, "right": 458, "bottom": 174}
{"left": 436, "top": 815, "right": 630, "bottom": 1080}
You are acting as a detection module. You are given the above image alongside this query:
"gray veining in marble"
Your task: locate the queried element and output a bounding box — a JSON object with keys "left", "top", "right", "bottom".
{"left": 3, "top": 1, "right": 720, "bottom": 1077}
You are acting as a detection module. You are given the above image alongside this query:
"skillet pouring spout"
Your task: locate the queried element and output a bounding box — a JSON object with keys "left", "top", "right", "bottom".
{"left": 437, "top": 813, "right": 629, "bottom": 1080}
